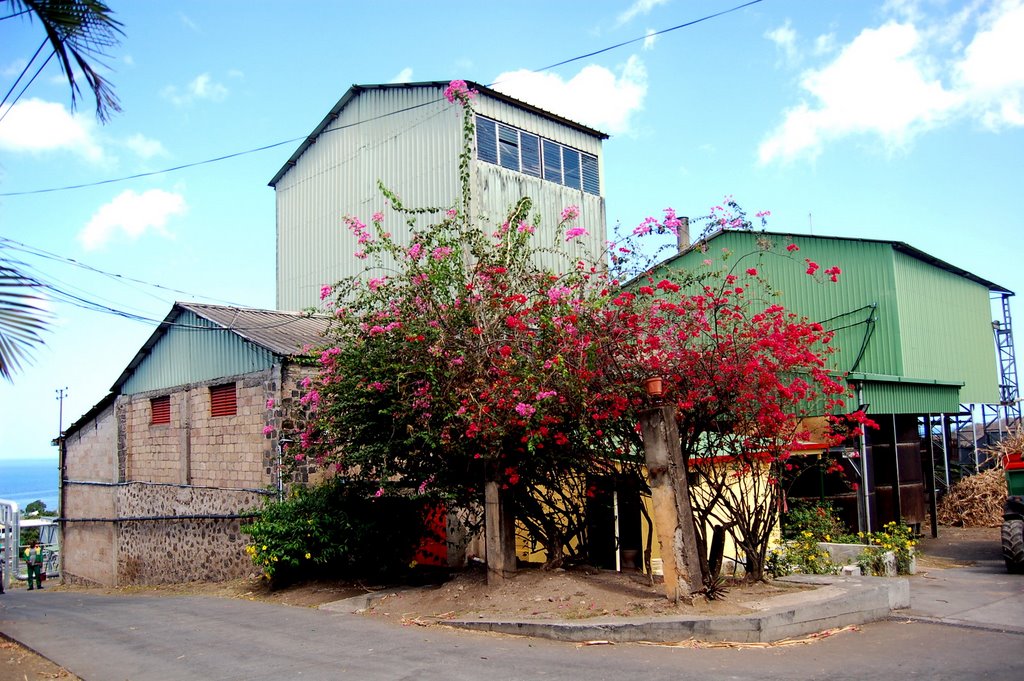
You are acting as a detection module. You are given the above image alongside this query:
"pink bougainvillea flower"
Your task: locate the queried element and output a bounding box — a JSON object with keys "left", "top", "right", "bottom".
{"left": 443, "top": 79, "right": 477, "bottom": 105}
{"left": 560, "top": 205, "right": 580, "bottom": 222}
{"left": 786, "top": 243, "right": 799, "bottom": 252}
{"left": 372, "top": 211, "right": 384, "bottom": 223}
{"left": 565, "top": 227, "right": 588, "bottom": 241}
{"left": 319, "top": 285, "right": 333, "bottom": 301}
{"left": 515, "top": 402, "right": 536, "bottom": 417}
{"left": 266, "top": 399, "right": 275, "bottom": 409}
{"left": 746, "top": 268, "right": 758, "bottom": 276}
{"left": 262, "top": 425, "right": 274, "bottom": 436}
{"left": 431, "top": 246, "right": 453, "bottom": 260}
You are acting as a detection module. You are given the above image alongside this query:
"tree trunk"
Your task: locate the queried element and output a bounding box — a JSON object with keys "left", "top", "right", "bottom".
{"left": 639, "top": 404, "right": 705, "bottom": 601}
{"left": 484, "top": 478, "right": 516, "bottom": 584}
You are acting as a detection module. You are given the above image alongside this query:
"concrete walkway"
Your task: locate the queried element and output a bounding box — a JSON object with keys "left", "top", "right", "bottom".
{"left": 324, "top": 573, "right": 909, "bottom": 643}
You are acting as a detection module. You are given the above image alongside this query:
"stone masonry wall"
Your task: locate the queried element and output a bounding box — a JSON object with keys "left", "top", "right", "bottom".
{"left": 115, "top": 482, "right": 269, "bottom": 585}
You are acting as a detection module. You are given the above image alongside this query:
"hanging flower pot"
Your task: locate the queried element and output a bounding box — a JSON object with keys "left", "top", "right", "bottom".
{"left": 643, "top": 376, "right": 665, "bottom": 399}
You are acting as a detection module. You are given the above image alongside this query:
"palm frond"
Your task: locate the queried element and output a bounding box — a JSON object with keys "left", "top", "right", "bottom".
{"left": 13, "top": 0, "right": 124, "bottom": 121}
{"left": 0, "top": 260, "right": 50, "bottom": 380}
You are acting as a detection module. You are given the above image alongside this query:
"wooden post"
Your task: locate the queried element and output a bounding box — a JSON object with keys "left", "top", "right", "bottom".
{"left": 639, "top": 404, "right": 704, "bottom": 602}
{"left": 484, "top": 479, "right": 516, "bottom": 584}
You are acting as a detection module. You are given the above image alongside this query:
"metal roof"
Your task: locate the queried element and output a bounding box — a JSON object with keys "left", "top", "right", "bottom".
{"left": 668, "top": 229, "right": 1013, "bottom": 295}
{"left": 268, "top": 80, "right": 610, "bottom": 188}
{"left": 110, "top": 302, "right": 333, "bottom": 393}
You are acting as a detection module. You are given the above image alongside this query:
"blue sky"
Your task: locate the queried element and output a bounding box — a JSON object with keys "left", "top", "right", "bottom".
{"left": 1, "top": 0, "right": 1022, "bottom": 460}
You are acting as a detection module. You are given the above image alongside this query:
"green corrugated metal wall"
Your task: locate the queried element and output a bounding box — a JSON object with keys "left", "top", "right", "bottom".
{"left": 665, "top": 231, "right": 1000, "bottom": 412}
{"left": 891, "top": 250, "right": 998, "bottom": 403}
{"left": 121, "top": 310, "right": 275, "bottom": 394}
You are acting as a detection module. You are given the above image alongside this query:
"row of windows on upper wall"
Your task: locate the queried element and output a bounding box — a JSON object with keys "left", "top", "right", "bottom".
{"left": 149, "top": 383, "right": 237, "bottom": 424}
{"left": 475, "top": 116, "right": 600, "bottom": 196}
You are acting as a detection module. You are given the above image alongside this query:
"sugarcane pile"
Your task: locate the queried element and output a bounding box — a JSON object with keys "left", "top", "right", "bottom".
{"left": 936, "top": 428, "right": 1022, "bottom": 527}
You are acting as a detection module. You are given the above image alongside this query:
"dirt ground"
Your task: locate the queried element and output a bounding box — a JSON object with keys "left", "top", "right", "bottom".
{"left": 1, "top": 524, "right": 1004, "bottom": 680}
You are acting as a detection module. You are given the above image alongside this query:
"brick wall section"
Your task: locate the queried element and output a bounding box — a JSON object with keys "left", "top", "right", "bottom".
{"left": 62, "top": 402, "right": 119, "bottom": 586}
{"left": 188, "top": 373, "right": 274, "bottom": 489}
{"left": 120, "top": 370, "right": 279, "bottom": 489}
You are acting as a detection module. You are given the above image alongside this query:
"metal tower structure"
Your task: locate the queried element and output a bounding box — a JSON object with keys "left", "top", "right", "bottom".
{"left": 995, "top": 293, "right": 1022, "bottom": 428}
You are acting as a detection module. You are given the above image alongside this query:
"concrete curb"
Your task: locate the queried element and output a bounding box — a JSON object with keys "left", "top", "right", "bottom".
{"left": 427, "top": 575, "right": 909, "bottom": 643}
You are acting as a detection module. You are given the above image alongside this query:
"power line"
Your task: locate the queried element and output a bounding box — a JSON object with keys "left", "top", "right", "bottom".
{"left": 514, "top": 0, "right": 764, "bottom": 77}
{"left": 0, "top": 0, "right": 766, "bottom": 198}
{"left": 0, "top": 236, "right": 247, "bottom": 306}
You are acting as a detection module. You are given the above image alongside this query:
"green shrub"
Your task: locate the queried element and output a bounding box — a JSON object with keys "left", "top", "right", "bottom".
{"left": 242, "top": 479, "right": 431, "bottom": 586}
{"left": 770, "top": 502, "right": 858, "bottom": 577}
{"left": 856, "top": 522, "right": 917, "bottom": 576}
{"left": 781, "top": 501, "right": 857, "bottom": 543}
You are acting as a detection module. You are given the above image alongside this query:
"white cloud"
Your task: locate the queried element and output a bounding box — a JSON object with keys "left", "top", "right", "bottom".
{"left": 78, "top": 189, "right": 187, "bottom": 251}
{"left": 161, "top": 73, "right": 228, "bottom": 107}
{"left": 765, "top": 20, "right": 799, "bottom": 63}
{"left": 643, "top": 29, "right": 658, "bottom": 50}
{"left": 617, "top": 0, "right": 670, "bottom": 27}
{"left": 390, "top": 67, "right": 414, "bottom": 84}
{"left": 0, "top": 98, "right": 103, "bottom": 162}
{"left": 760, "top": 1, "right": 1024, "bottom": 164}
{"left": 955, "top": 0, "right": 1024, "bottom": 129}
{"left": 492, "top": 56, "right": 647, "bottom": 135}
{"left": 814, "top": 33, "right": 836, "bottom": 55}
{"left": 123, "top": 133, "right": 168, "bottom": 160}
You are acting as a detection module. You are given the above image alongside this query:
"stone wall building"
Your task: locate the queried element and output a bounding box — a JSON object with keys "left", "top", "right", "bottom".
{"left": 60, "top": 303, "right": 329, "bottom": 586}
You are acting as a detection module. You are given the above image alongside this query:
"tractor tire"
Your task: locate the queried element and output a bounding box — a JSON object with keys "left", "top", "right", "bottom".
{"left": 1002, "top": 519, "right": 1024, "bottom": 574}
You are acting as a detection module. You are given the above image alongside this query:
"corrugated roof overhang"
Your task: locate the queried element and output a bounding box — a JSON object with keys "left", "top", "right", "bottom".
{"left": 847, "top": 373, "right": 964, "bottom": 415}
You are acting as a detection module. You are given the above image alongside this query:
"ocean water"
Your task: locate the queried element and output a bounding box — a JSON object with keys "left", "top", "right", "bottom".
{"left": 0, "top": 458, "right": 60, "bottom": 512}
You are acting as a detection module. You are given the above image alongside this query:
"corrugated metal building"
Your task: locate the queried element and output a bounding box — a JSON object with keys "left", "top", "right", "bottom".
{"left": 660, "top": 229, "right": 1014, "bottom": 533}
{"left": 270, "top": 81, "right": 609, "bottom": 311}
{"left": 60, "top": 303, "right": 332, "bottom": 586}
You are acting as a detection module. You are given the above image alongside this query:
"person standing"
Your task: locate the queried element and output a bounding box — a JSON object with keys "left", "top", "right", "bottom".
{"left": 24, "top": 541, "right": 43, "bottom": 590}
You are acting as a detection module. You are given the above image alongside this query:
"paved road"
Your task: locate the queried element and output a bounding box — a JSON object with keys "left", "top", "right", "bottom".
{"left": 2, "top": 528, "right": 1022, "bottom": 681}
{"left": 2, "top": 582, "right": 1022, "bottom": 681}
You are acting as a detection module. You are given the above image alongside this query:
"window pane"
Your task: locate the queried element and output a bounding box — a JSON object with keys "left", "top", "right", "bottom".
{"left": 563, "top": 149, "right": 581, "bottom": 190}
{"left": 581, "top": 153, "right": 599, "bottom": 195}
{"left": 520, "top": 133, "right": 541, "bottom": 177}
{"left": 498, "top": 124, "right": 520, "bottom": 171}
{"left": 476, "top": 117, "right": 497, "bottom": 164}
{"left": 543, "top": 139, "right": 562, "bottom": 183}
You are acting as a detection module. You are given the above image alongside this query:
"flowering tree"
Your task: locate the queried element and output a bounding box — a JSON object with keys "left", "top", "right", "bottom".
{"left": 273, "top": 80, "right": 862, "bottom": 583}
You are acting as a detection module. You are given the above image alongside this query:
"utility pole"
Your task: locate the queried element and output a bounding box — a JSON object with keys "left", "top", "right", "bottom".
{"left": 55, "top": 387, "right": 68, "bottom": 437}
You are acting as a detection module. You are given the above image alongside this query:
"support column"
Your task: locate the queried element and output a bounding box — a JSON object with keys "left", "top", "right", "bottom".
{"left": 639, "top": 404, "right": 703, "bottom": 602}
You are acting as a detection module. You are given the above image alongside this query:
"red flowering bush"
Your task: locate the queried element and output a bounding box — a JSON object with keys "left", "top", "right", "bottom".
{"left": 276, "top": 84, "right": 862, "bottom": 578}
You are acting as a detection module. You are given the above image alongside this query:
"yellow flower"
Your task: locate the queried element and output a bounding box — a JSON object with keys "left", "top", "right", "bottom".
{"left": 305, "top": 552, "right": 312, "bottom": 560}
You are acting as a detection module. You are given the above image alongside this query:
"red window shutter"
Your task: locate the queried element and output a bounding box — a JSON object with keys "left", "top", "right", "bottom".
{"left": 151, "top": 396, "right": 170, "bottom": 425}
{"left": 210, "top": 383, "right": 237, "bottom": 417}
